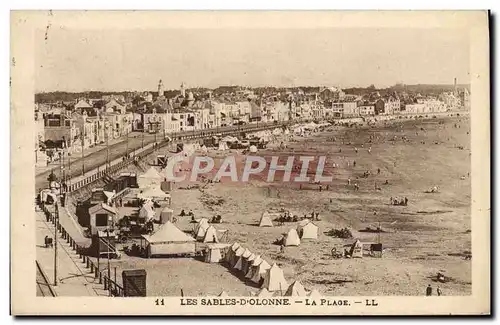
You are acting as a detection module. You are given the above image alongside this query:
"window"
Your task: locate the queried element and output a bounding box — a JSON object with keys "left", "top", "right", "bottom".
{"left": 95, "top": 213, "right": 108, "bottom": 227}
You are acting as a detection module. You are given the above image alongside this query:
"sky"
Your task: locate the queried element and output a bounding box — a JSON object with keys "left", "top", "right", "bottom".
{"left": 35, "top": 28, "right": 470, "bottom": 92}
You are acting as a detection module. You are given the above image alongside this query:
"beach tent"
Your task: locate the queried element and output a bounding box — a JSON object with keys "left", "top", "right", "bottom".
{"left": 242, "top": 253, "right": 256, "bottom": 276}
{"left": 138, "top": 204, "right": 156, "bottom": 222}
{"left": 234, "top": 248, "right": 252, "bottom": 271}
{"left": 218, "top": 141, "right": 229, "bottom": 151}
{"left": 250, "top": 259, "right": 271, "bottom": 284}
{"left": 231, "top": 246, "right": 245, "bottom": 267}
{"left": 138, "top": 186, "right": 171, "bottom": 201}
{"left": 226, "top": 242, "right": 240, "bottom": 263}
{"left": 194, "top": 218, "right": 210, "bottom": 234}
{"left": 350, "top": 239, "right": 363, "bottom": 258}
{"left": 308, "top": 289, "right": 322, "bottom": 297}
{"left": 205, "top": 246, "right": 223, "bottom": 263}
{"left": 138, "top": 167, "right": 163, "bottom": 188}
{"left": 272, "top": 128, "right": 282, "bottom": 135}
{"left": 284, "top": 280, "right": 307, "bottom": 297}
{"left": 103, "top": 190, "right": 116, "bottom": 204}
{"left": 142, "top": 221, "right": 196, "bottom": 257}
{"left": 160, "top": 207, "right": 174, "bottom": 224}
{"left": 299, "top": 222, "right": 319, "bottom": 240}
{"left": 218, "top": 291, "right": 229, "bottom": 297}
{"left": 200, "top": 145, "right": 208, "bottom": 154}
{"left": 195, "top": 222, "right": 210, "bottom": 241}
{"left": 249, "top": 145, "right": 258, "bottom": 153}
{"left": 259, "top": 212, "right": 274, "bottom": 227}
{"left": 203, "top": 225, "right": 219, "bottom": 243}
{"left": 245, "top": 255, "right": 262, "bottom": 278}
{"left": 283, "top": 228, "right": 301, "bottom": 246}
{"left": 261, "top": 263, "right": 288, "bottom": 293}
{"left": 257, "top": 288, "right": 274, "bottom": 297}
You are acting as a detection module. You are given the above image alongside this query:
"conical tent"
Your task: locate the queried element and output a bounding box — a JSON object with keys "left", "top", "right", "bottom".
{"left": 226, "top": 242, "right": 240, "bottom": 263}
{"left": 284, "top": 280, "right": 307, "bottom": 296}
{"left": 218, "top": 291, "right": 229, "bottom": 297}
{"left": 138, "top": 204, "right": 156, "bottom": 222}
{"left": 245, "top": 255, "right": 262, "bottom": 278}
{"left": 300, "top": 222, "right": 319, "bottom": 240}
{"left": 205, "top": 246, "right": 223, "bottom": 263}
{"left": 203, "top": 226, "right": 219, "bottom": 243}
{"left": 242, "top": 253, "right": 256, "bottom": 276}
{"left": 350, "top": 239, "right": 363, "bottom": 258}
{"left": 138, "top": 167, "right": 163, "bottom": 188}
{"left": 283, "top": 228, "right": 301, "bottom": 246}
{"left": 194, "top": 218, "right": 210, "bottom": 234}
{"left": 195, "top": 222, "right": 210, "bottom": 241}
{"left": 234, "top": 248, "right": 252, "bottom": 271}
{"left": 250, "top": 259, "right": 271, "bottom": 284}
{"left": 259, "top": 212, "right": 274, "bottom": 227}
{"left": 231, "top": 246, "right": 245, "bottom": 267}
{"left": 138, "top": 186, "right": 170, "bottom": 201}
{"left": 261, "top": 263, "right": 288, "bottom": 292}
{"left": 308, "top": 289, "right": 322, "bottom": 297}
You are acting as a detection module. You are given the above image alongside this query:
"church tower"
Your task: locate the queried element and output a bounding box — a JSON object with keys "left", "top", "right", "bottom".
{"left": 158, "top": 79, "right": 165, "bottom": 98}
{"left": 180, "top": 82, "right": 186, "bottom": 97}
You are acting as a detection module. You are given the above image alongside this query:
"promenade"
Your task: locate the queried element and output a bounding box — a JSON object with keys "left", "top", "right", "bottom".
{"left": 36, "top": 209, "right": 107, "bottom": 296}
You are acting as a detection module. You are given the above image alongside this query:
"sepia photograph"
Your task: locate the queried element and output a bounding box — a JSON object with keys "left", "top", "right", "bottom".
{"left": 10, "top": 10, "right": 490, "bottom": 315}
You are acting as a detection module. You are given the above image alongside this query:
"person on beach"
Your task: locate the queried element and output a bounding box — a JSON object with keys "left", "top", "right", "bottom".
{"left": 426, "top": 284, "right": 433, "bottom": 296}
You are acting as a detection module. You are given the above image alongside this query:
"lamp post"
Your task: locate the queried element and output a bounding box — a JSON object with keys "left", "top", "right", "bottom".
{"left": 105, "top": 122, "right": 110, "bottom": 170}
{"left": 81, "top": 126, "right": 85, "bottom": 176}
{"left": 53, "top": 202, "right": 59, "bottom": 286}
{"left": 107, "top": 228, "right": 111, "bottom": 297}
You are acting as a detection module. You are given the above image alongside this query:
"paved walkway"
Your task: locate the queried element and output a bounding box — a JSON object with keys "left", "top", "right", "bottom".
{"left": 36, "top": 210, "right": 107, "bottom": 296}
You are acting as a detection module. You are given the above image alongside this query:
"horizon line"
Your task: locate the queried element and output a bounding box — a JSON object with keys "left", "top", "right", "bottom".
{"left": 35, "top": 82, "right": 471, "bottom": 94}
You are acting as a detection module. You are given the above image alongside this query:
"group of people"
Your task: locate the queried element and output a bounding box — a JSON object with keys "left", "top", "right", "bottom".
{"left": 426, "top": 284, "right": 443, "bottom": 296}
{"left": 390, "top": 196, "right": 409, "bottom": 206}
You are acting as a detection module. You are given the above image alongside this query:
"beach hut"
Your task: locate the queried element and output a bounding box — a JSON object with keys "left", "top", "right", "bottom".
{"left": 261, "top": 264, "right": 288, "bottom": 293}
{"left": 159, "top": 207, "right": 174, "bottom": 224}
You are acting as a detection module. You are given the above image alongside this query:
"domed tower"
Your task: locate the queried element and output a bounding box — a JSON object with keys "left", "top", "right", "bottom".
{"left": 158, "top": 79, "right": 165, "bottom": 98}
